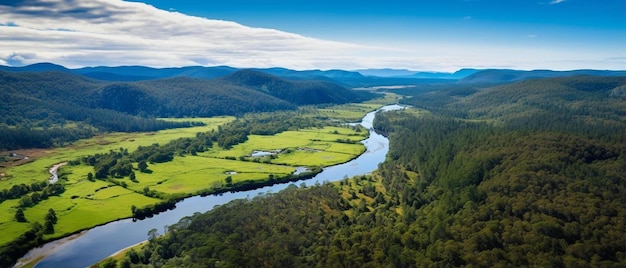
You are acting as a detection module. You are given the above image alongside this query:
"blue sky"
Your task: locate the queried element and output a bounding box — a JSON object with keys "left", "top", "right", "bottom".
{"left": 136, "top": 0, "right": 625, "bottom": 44}
{"left": 0, "top": 0, "right": 624, "bottom": 71}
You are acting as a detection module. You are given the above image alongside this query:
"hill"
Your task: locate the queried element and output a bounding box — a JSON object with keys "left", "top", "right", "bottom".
{"left": 221, "top": 69, "right": 374, "bottom": 105}
{"left": 400, "top": 75, "right": 626, "bottom": 136}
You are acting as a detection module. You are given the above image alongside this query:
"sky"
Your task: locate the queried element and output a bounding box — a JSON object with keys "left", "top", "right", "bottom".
{"left": 0, "top": 0, "right": 624, "bottom": 71}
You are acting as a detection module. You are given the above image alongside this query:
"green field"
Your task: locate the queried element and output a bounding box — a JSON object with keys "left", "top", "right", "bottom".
{"left": 0, "top": 117, "right": 234, "bottom": 190}
{"left": 0, "top": 103, "right": 383, "bottom": 252}
{"left": 128, "top": 156, "right": 296, "bottom": 195}
{"left": 207, "top": 126, "right": 367, "bottom": 162}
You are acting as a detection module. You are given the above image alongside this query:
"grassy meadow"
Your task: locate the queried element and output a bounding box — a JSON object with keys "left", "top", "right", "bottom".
{"left": 0, "top": 117, "right": 234, "bottom": 190}
{"left": 128, "top": 156, "right": 296, "bottom": 195}
{"left": 0, "top": 102, "right": 386, "bottom": 249}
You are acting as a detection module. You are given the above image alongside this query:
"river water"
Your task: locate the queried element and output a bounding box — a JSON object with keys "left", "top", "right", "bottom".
{"left": 23, "top": 104, "right": 404, "bottom": 268}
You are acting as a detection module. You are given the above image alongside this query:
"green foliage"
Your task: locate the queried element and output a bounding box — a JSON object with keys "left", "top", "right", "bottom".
{"left": 14, "top": 208, "right": 26, "bottom": 222}
{"left": 45, "top": 208, "right": 57, "bottom": 224}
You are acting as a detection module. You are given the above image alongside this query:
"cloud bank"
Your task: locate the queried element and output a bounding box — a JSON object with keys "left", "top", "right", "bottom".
{"left": 0, "top": 0, "right": 383, "bottom": 69}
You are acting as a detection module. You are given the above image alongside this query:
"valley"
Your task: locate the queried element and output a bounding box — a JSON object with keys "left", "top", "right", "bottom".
{"left": 1, "top": 64, "right": 625, "bottom": 267}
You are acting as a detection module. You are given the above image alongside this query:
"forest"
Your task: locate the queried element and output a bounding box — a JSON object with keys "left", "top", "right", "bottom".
{"left": 101, "top": 75, "right": 626, "bottom": 267}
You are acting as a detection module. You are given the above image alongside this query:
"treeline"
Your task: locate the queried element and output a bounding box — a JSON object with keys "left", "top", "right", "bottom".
{"left": 0, "top": 181, "right": 53, "bottom": 204}
{"left": 0, "top": 126, "right": 94, "bottom": 150}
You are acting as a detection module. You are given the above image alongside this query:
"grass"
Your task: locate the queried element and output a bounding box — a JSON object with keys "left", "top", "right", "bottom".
{"left": 128, "top": 156, "right": 295, "bottom": 195}
{"left": 318, "top": 104, "right": 382, "bottom": 121}
{"left": 0, "top": 177, "right": 160, "bottom": 246}
{"left": 206, "top": 126, "right": 367, "bottom": 164}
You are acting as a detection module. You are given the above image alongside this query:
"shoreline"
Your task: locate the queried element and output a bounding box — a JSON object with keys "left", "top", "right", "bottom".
{"left": 110, "top": 240, "right": 147, "bottom": 257}
{"left": 13, "top": 232, "right": 86, "bottom": 268}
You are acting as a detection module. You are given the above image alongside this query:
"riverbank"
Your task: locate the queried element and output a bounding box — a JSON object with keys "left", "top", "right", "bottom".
{"left": 12, "top": 232, "right": 85, "bottom": 268}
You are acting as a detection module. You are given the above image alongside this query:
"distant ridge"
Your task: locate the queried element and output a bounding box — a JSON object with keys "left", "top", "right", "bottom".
{"left": 0, "top": 63, "right": 457, "bottom": 87}
{"left": 0, "top": 62, "right": 68, "bottom": 72}
{"left": 3, "top": 63, "right": 625, "bottom": 87}
{"left": 356, "top": 68, "right": 479, "bottom": 79}
{"left": 459, "top": 69, "right": 626, "bottom": 84}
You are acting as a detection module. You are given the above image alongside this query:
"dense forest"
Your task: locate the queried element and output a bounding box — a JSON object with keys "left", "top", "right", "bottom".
{"left": 0, "top": 69, "right": 371, "bottom": 150}
{"left": 105, "top": 75, "right": 626, "bottom": 267}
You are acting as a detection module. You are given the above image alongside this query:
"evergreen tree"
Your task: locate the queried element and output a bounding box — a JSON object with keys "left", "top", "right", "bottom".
{"left": 14, "top": 208, "right": 26, "bottom": 222}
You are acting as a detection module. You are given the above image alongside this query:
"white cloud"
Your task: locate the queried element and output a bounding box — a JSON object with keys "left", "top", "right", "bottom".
{"left": 0, "top": 0, "right": 623, "bottom": 71}
{"left": 549, "top": 0, "right": 567, "bottom": 4}
{"left": 0, "top": 0, "right": 377, "bottom": 69}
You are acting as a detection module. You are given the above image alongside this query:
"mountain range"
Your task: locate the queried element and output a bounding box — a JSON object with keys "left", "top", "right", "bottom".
{"left": 4, "top": 63, "right": 624, "bottom": 86}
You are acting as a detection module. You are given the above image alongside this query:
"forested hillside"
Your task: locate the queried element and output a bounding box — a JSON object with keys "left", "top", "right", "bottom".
{"left": 0, "top": 69, "right": 367, "bottom": 150}
{"left": 116, "top": 75, "right": 626, "bottom": 267}
{"left": 222, "top": 69, "right": 374, "bottom": 105}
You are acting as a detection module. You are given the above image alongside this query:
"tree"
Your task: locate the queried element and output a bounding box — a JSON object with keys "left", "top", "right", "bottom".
{"left": 87, "top": 172, "right": 94, "bottom": 181}
{"left": 120, "top": 258, "right": 131, "bottom": 268}
{"left": 19, "top": 195, "right": 33, "bottom": 207}
{"left": 44, "top": 219, "right": 54, "bottom": 234}
{"left": 148, "top": 228, "right": 159, "bottom": 242}
{"left": 45, "top": 208, "right": 57, "bottom": 224}
{"left": 127, "top": 248, "right": 140, "bottom": 264}
{"left": 100, "top": 258, "right": 117, "bottom": 268}
{"left": 225, "top": 176, "right": 233, "bottom": 187}
{"left": 15, "top": 208, "right": 26, "bottom": 222}
{"left": 138, "top": 160, "right": 148, "bottom": 172}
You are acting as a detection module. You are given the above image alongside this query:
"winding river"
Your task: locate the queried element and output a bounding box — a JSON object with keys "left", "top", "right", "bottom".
{"left": 19, "top": 104, "right": 404, "bottom": 268}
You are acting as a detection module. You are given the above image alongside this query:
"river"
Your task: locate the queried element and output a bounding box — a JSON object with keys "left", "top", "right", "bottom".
{"left": 18, "top": 104, "right": 404, "bottom": 268}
